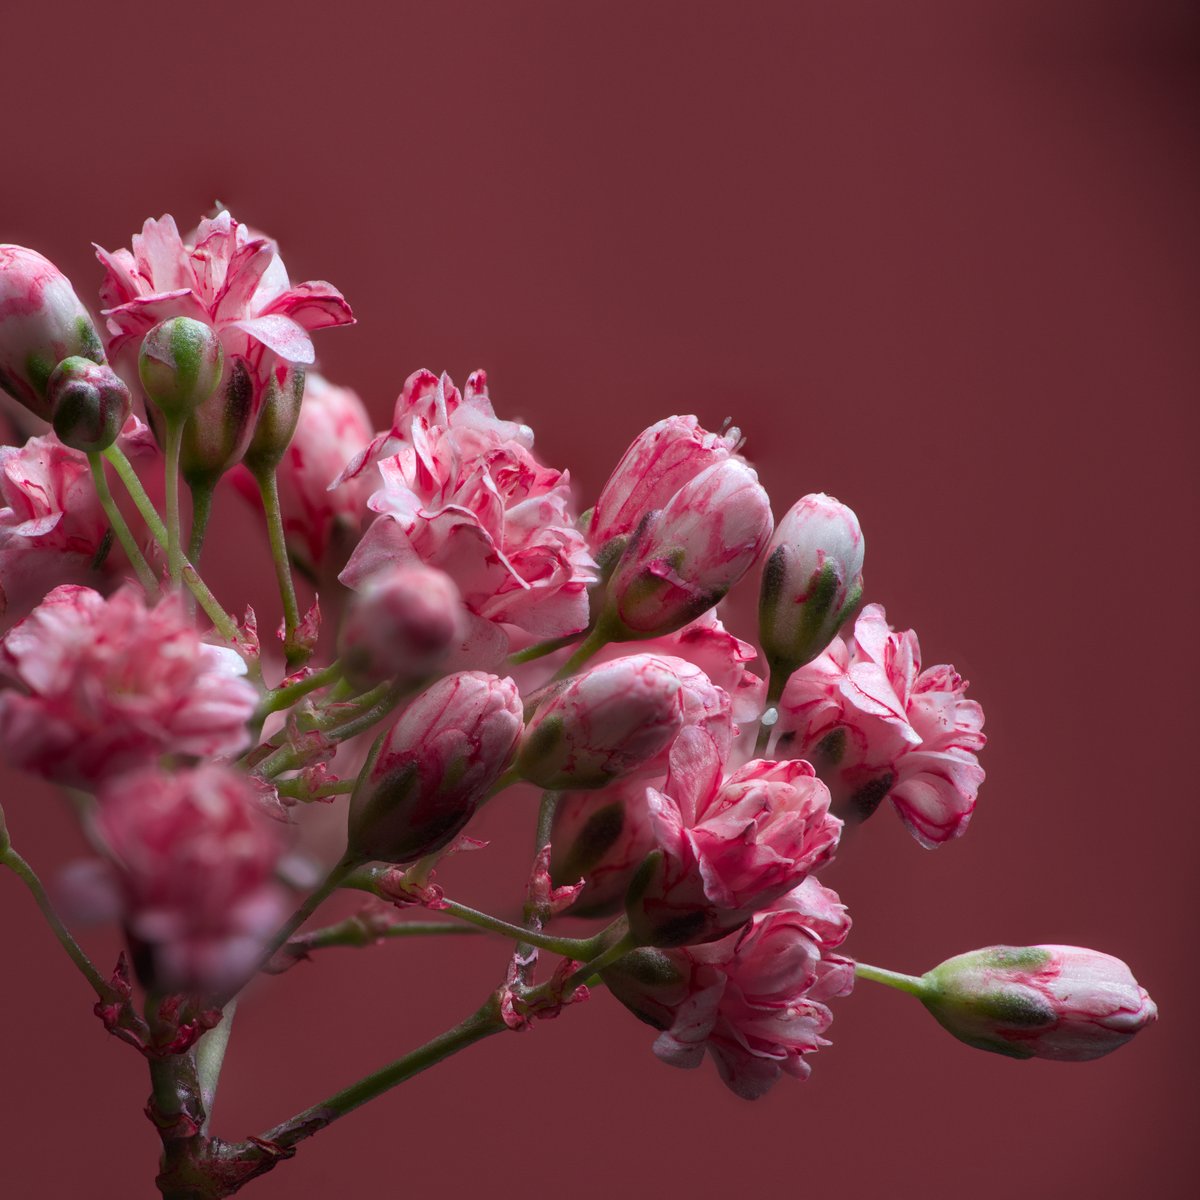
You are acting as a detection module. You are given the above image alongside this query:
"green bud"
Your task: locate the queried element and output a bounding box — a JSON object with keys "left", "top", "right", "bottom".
{"left": 138, "top": 317, "right": 223, "bottom": 420}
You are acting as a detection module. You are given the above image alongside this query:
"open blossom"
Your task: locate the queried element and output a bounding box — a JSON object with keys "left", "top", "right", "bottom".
{"left": 588, "top": 415, "right": 744, "bottom": 553}
{"left": 0, "top": 434, "right": 109, "bottom": 622}
{"left": 775, "top": 603, "right": 985, "bottom": 847}
{"left": 95, "top": 765, "right": 286, "bottom": 992}
{"left": 627, "top": 727, "right": 841, "bottom": 947}
{"left": 0, "top": 585, "right": 256, "bottom": 787}
{"left": 348, "top": 671, "right": 523, "bottom": 864}
{"left": 605, "top": 878, "right": 854, "bottom": 1099}
{"left": 606, "top": 458, "right": 773, "bottom": 639}
{"left": 95, "top": 212, "right": 353, "bottom": 478}
{"left": 341, "top": 369, "right": 596, "bottom": 662}
{"left": 0, "top": 245, "right": 105, "bottom": 420}
{"left": 919, "top": 945, "right": 1158, "bottom": 1061}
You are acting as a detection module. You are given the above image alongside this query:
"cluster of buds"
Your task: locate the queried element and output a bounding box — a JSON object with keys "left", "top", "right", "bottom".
{"left": 0, "top": 213, "right": 1157, "bottom": 1198}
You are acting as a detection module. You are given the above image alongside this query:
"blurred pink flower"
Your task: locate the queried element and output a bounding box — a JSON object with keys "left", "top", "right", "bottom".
{"left": 606, "top": 878, "right": 854, "bottom": 1099}
{"left": 627, "top": 726, "right": 841, "bottom": 946}
{"left": 341, "top": 369, "right": 596, "bottom": 660}
{"left": 95, "top": 764, "right": 286, "bottom": 992}
{"left": 776, "top": 603, "right": 985, "bottom": 846}
{"left": 0, "top": 584, "right": 256, "bottom": 787}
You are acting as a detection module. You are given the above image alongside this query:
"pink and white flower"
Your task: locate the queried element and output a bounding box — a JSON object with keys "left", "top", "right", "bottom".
{"left": 775, "top": 603, "right": 985, "bottom": 847}
{"left": 605, "top": 878, "right": 854, "bottom": 1099}
{"left": 95, "top": 213, "right": 353, "bottom": 477}
{"left": 919, "top": 944, "right": 1158, "bottom": 1061}
{"left": 0, "top": 245, "right": 104, "bottom": 420}
{"left": 0, "top": 584, "right": 256, "bottom": 787}
{"left": 627, "top": 726, "right": 841, "bottom": 946}
{"left": 341, "top": 369, "right": 596, "bottom": 661}
{"left": 606, "top": 458, "right": 773, "bottom": 639}
{"left": 348, "top": 670, "right": 523, "bottom": 864}
{"left": 94, "top": 764, "right": 286, "bottom": 992}
{"left": 588, "top": 415, "right": 744, "bottom": 551}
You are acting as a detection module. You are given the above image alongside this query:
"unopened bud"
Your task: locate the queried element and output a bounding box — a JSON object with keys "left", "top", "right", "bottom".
{"left": 0, "top": 245, "right": 104, "bottom": 420}
{"left": 48, "top": 357, "right": 132, "bottom": 453}
{"left": 138, "top": 317, "right": 223, "bottom": 421}
{"left": 919, "top": 945, "right": 1158, "bottom": 1061}
{"left": 516, "top": 655, "right": 685, "bottom": 790}
{"left": 339, "top": 565, "right": 465, "bottom": 690}
{"left": 347, "top": 672, "right": 523, "bottom": 864}
{"left": 759, "top": 493, "right": 864, "bottom": 679}
{"left": 242, "top": 364, "right": 305, "bottom": 475}
{"left": 605, "top": 460, "right": 772, "bottom": 640}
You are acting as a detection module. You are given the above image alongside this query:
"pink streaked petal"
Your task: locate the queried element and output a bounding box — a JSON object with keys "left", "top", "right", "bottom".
{"left": 130, "top": 216, "right": 191, "bottom": 293}
{"left": 212, "top": 239, "right": 277, "bottom": 323}
{"left": 229, "top": 315, "right": 315, "bottom": 365}
{"left": 260, "top": 281, "right": 354, "bottom": 331}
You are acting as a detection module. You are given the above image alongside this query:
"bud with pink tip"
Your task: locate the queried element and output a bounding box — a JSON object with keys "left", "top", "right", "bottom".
{"left": 917, "top": 945, "right": 1157, "bottom": 1061}
{"left": 0, "top": 245, "right": 105, "bottom": 420}
{"left": 138, "top": 316, "right": 224, "bottom": 421}
{"left": 95, "top": 764, "right": 286, "bottom": 993}
{"left": 759, "top": 493, "right": 864, "bottom": 683}
{"left": 589, "top": 416, "right": 743, "bottom": 562}
{"left": 604, "top": 459, "right": 773, "bottom": 639}
{"left": 338, "top": 564, "right": 465, "bottom": 690}
{"left": 47, "top": 357, "right": 132, "bottom": 453}
{"left": 626, "top": 727, "right": 841, "bottom": 947}
{"left": 348, "top": 671, "right": 523, "bottom": 864}
{"left": 516, "top": 655, "right": 685, "bottom": 790}
{"left": 242, "top": 363, "right": 306, "bottom": 475}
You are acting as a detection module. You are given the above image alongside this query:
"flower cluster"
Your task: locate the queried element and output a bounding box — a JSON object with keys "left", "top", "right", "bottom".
{"left": 0, "top": 214, "right": 1156, "bottom": 1198}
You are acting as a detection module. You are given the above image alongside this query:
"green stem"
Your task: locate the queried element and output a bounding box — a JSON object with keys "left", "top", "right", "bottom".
{"left": 255, "top": 468, "right": 304, "bottom": 668}
{"left": 286, "top": 916, "right": 482, "bottom": 956}
{"left": 1, "top": 846, "right": 110, "bottom": 999}
{"left": 753, "top": 669, "right": 786, "bottom": 757}
{"left": 274, "top": 777, "right": 355, "bottom": 802}
{"left": 187, "top": 478, "right": 216, "bottom": 567}
{"left": 507, "top": 631, "right": 584, "bottom": 666}
{"left": 253, "top": 998, "right": 505, "bottom": 1154}
{"left": 102, "top": 445, "right": 242, "bottom": 648}
{"left": 87, "top": 453, "right": 159, "bottom": 596}
{"left": 514, "top": 790, "right": 561, "bottom": 983}
{"left": 562, "top": 925, "right": 637, "bottom": 991}
{"left": 163, "top": 418, "right": 186, "bottom": 584}
{"left": 854, "top": 961, "right": 929, "bottom": 997}
{"left": 551, "top": 627, "right": 609, "bottom": 681}
{"left": 436, "top": 897, "right": 600, "bottom": 957}
{"left": 254, "top": 662, "right": 343, "bottom": 723}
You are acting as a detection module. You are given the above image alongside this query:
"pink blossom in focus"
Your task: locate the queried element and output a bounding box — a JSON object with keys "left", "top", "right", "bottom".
{"left": 341, "top": 369, "right": 596, "bottom": 660}
{"left": 588, "top": 415, "right": 743, "bottom": 550}
{"left": 516, "top": 654, "right": 685, "bottom": 790}
{"left": 775, "top": 603, "right": 985, "bottom": 846}
{"left": 627, "top": 726, "right": 841, "bottom": 946}
{"left": 0, "top": 245, "right": 104, "bottom": 420}
{"left": 95, "top": 213, "right": 353, "bottom": 477}
{"left": 920, "top": 945, "right": 1158, "bottom": 1061}
{"left": 348, "top": 671, "right": 523, "bottom": 864}
{"left": 95, "top": 765, "right": 286, "bottom": 992}
{"left": 605, "top": 878, "right": 854, "bottom": 1098}
{"left": 0, "top": 585, "right": 256, "bottom": 787}
{"left": 606, "top": 458, "right": 773, "bottom": 639}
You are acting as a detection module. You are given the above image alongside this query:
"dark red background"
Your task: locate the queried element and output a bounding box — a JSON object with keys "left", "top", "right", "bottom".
{"left": 1, "top": 2, "right": 1195, "bottom": 1197}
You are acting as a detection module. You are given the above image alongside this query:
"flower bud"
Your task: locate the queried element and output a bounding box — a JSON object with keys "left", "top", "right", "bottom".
{"left": 47, "top": 357, "right": 132, "bottom": 453}
{"left": 590, "top": 416, "right": 742, "bottom": 551}
{"left": 605, "top": 459, "right": 772, "bottom": 639}
{"left": 347, "top": 671, "right": 523, "bottom": 864}
{"left": 919, "top": 945, "right": 1158, "bottom": 1061}
{"left": 241, "top": 363, "right": 306, "bottom": 475}
{"left": 338, "top": 565, "right": 465, "bottom": 690}
{"left": 759, "top": 493, "right": 864, "bottom": 679}
{"left": 0, "top": 245, "right": 105, "bottom": 420}
{"left": 138, "top": 317, "right": 223, "bottom": 421}
{"left": 516, "top": 655, "right": 685, "bottom": 790}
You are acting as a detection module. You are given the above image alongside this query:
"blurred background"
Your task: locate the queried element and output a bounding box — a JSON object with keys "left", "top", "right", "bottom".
{"left": 1, "top": 1, "right": 1196, "bottom": 1196}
